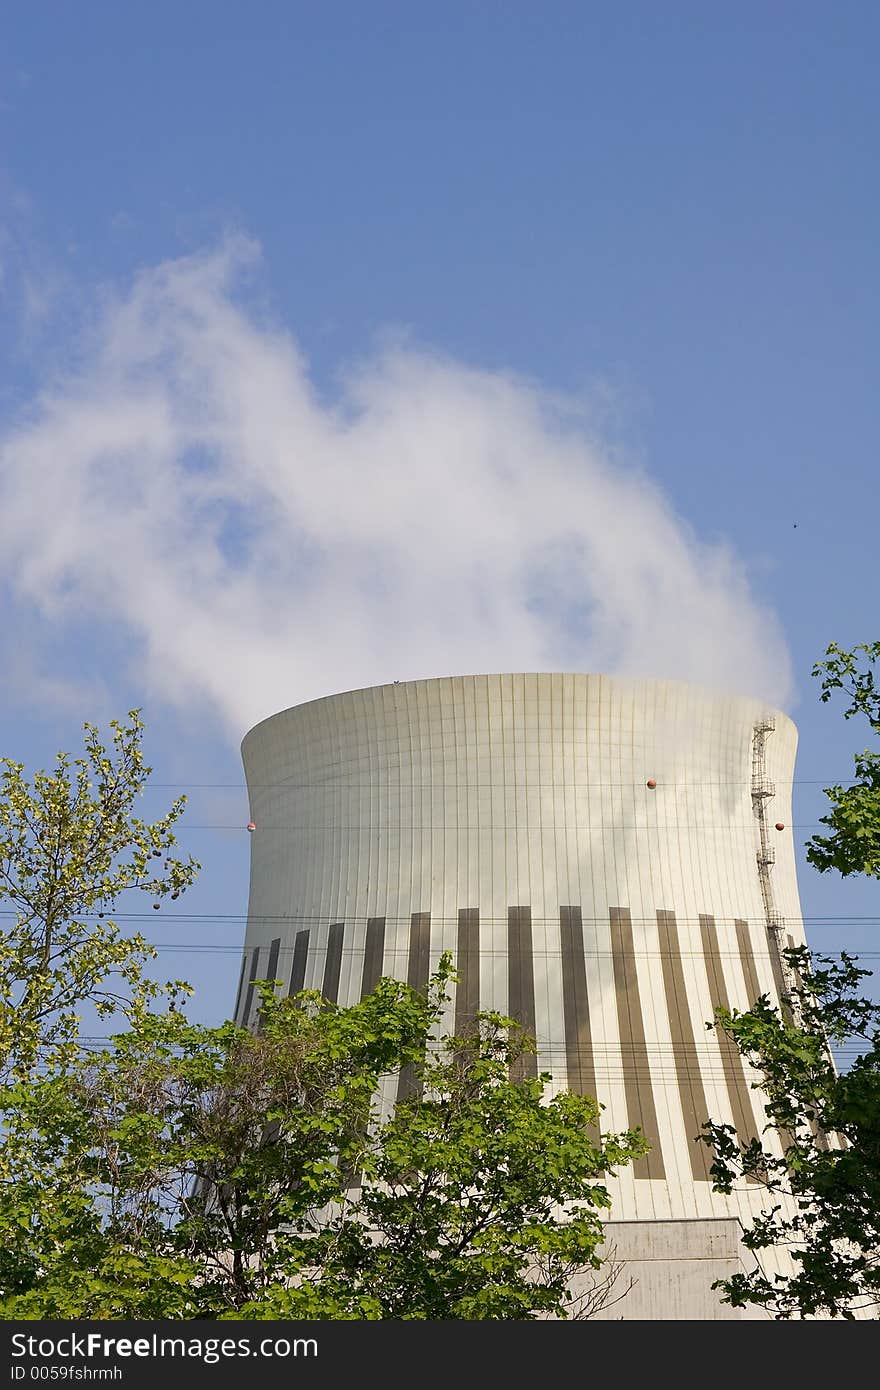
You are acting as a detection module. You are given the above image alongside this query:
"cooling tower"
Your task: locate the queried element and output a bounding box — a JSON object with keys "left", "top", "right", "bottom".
{"left": 237, "top": 673, "right": 807, "bottom": 1319}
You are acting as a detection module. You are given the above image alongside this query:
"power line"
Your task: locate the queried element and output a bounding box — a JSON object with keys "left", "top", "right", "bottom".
{"left": 2, "top": 909, "right": 879, "bottom": 926}
{"left": 111, "top": 945, "right": 880, "bottom": 967}
{"left": 3, "top": 908, "right": 879, "bottom": 925}
{"left": 64, "top": 1038, "right": 872, "bottom": 1070}
{"left": 118, "top": 938, "right": 880, "bottom": 954}
{"left": 14, "top": 939, "right": 875, "bottom": 963}
{"left": 161, "top": 821, "right": 839, "bottom": 830}
{"left": 140, "top": 777, "right": 864, "bottom": 789}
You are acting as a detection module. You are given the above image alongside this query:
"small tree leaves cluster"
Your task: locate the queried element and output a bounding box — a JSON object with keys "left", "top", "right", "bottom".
{"left": 807, "top": 641, "right": 880, "bottom": 878}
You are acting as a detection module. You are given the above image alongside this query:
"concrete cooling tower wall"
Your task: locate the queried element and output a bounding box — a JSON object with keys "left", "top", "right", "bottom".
{"left": 237, "top": 673, "right": 808, "bottom": 1318}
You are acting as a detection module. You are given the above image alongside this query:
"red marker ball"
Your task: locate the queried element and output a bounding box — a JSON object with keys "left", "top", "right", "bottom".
{"left": 775, "top": 822, "right": 785, "bottom": 831}
{"left": 247, "top": 821, "right": 256, "bottom": 832}
{"left": 646, "top": 779, "right": 657, "bottom": 789}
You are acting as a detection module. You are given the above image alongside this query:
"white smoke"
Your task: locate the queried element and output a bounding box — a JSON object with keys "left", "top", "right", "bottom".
{"left": 0, "top": 237, "right": 792, "bottom": 737}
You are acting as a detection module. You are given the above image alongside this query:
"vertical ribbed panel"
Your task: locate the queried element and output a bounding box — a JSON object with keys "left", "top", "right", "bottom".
{"left": 322, "top": 922, "right": 345, "bottom": 1003}
{"left": 407, "top": 913, "right": 431, "bottom": 993}
{"left": 361, "top": 916, "right": 386, "bottom": 999}
{"left": 701, "top": 914, "right": 760, "bottom": 1168}
{"left": 610, "top": 908, "right": 665, "bottom": 1180}
{"left": 288, "top": 929, "right": 310, "bottom": 997}
{"left": 766, "top": 925, "right": 789, "bottom": 1009}
{"left": 734, "top": 919, "right": 762, "bottom": 1007}
{"left": 266, "top": 937, "right": 281, "bottom": 990}
{"left": 396, "top": 912, "right": 431, "bottom": 1103}
{"left": 455, "top": 908, "right": 480, "bottom": 1038}
{"left": 508, "top": 906, "right": 537, "bottom": 1082}
{"left": 656, "top": 910, "right": 712, "bottom": 1182}
{"left": 240, "top": 946, "right": 260, "bottom": 1027}
{"left": 232, "top": 955, "right": 247, "bottom": 1021}
{"left": 559, "top": 906, "right": 598, "bottom": 1112}
{"left": 350, "top": 916, "right": 386, "bottom": 1190}
{"left": 786, "top": 933, "right": 829, "bottom": 1150}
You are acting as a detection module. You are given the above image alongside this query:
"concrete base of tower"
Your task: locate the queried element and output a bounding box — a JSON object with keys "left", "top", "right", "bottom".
{"left": 575, "top": 1219, "right": 770, "bottom": 1320}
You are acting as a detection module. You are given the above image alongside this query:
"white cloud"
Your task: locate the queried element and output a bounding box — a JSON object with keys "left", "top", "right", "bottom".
{"left": 0, "top": 237, "right": 793, "bottom": 739}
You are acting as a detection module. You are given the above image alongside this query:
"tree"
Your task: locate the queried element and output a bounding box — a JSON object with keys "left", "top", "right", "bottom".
{"left": 0, "top": 711, "right": 199, "bottom": 1082}
{"left": 0, "top": 711, "right": 200, "bottom": 1315}
{"left": 806, "top": 640, "right": 880, "bottom": 878}
{"left": 0, "top": 963, "right": 647, "bottom": 1319}
{"left": 703, "top": 642, "right": 880, "bottom": 1319}
{"left": 275, "top": 1012, "right": 644, "bottom": 1320}
{"left": 0, "top": 976, "right": 433, "bottom": 1318}
{"left": 0, "top": 715, "right": 644, "bottom": 1320}
{"left": 704, "top": 948, "right": 880, "bottom": 1319}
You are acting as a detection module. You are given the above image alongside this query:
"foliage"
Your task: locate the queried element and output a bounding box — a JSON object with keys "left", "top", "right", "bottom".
{"left": 807, "top": 641, "right": 880, "bottom": 878}
{"left": 0, "top": 974, "right": 433, "bottom": 1318}
{"left": 0, "top": 962, "right": 646, "bottom": 1320}
{"left": 270, "top": 1015, "right": 644, "bottom": 1320}
{"left": 0, "top": 711, "right": 198, "bottom": 1082}
{"left": 704, "top": 951, "right": 880, "bottom": 1320}
{"left": 700, "top": 642, "right": 880, "bottom": 1318}
{"left": 0, "top": 714, "right": 643, "bottom": 1319}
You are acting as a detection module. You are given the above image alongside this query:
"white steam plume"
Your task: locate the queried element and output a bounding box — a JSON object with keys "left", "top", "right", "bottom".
{"left": 0, "top": 237, "right": 792, "bottom": 737}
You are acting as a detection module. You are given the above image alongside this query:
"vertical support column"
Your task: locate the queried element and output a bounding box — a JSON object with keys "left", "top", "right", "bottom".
{"left": 232, "top": 955, "right": 247, "bottom": 1021}
{"left": 656, "top": 910, "right": 713, "bottom": 1181}
{"left": 240, "top": 945, "right": 261, "bottom": 1028}
{"left": 735, "top": 919, "right": 762, "bottom": 1006}
{"left": 348, "top": 916, "right": 387, "bottom": 1190}
{"left": 288, "top": 929, "right": 310, "bottom": 997}
{"left": 360, "top": 917, "right": 386, "bottom": 999}
{"left": 508, "top": 906, "right": 537, "bottom": 1082}
{"left": 786, "top": 934, "right": 829, "bottom": 1151}
{"left": 455, "top": 908, "right": 480, "bottom": 1039}
{"left": 609, "top": 908, "right": 665, "bottom": 1180}
{"left": 396, "top": 912, "right": 431, "bottom": 1103}
{"left": 700, "top": 914, "right": 761, "bottom": 1179}
{"left": 559, "top": 907, "right": 598, "bottom": 1120}
{"left": 322, "top": 922, "right": 345, "bottom": 1004}
{"left": 765, "top": 922, "right": 789, "bottom": 1010}
{"left": 265, "top": 937, "right": 281, "bottom": 989}
{"left": 253, "top": 937, "right": 283, "bottom": 1034}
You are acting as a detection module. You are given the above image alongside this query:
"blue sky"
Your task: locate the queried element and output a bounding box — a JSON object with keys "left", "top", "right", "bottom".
{"left": 1, "top": 2, "right": 878, "bottom": 1027}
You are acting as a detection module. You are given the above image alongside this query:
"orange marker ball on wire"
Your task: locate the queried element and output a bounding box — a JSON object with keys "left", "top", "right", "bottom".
{"left": 775, "top": 822, "right": 785, "bottom": 831}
